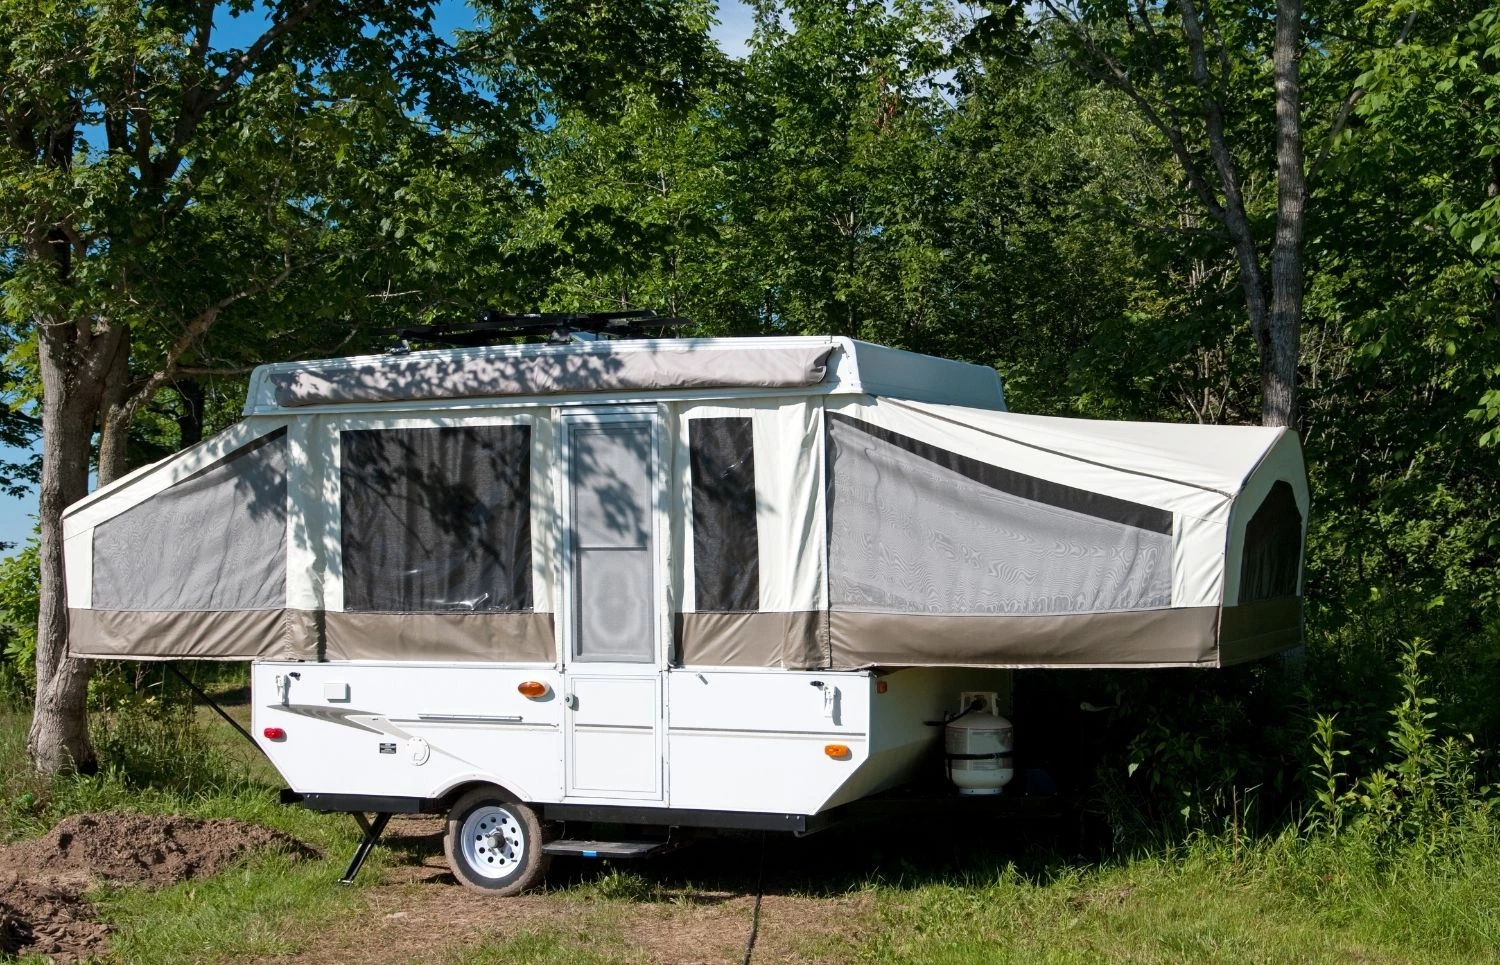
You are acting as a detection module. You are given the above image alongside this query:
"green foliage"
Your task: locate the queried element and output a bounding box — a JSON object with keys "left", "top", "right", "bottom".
{"left": 0, "top": 539, "right": 38, "bottom": 698}
{"left": 1308, "top": 639, "right": 1491, "bottom": 853}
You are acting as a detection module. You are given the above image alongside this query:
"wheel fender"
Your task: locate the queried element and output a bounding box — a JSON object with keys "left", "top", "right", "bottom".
{"left": 429, "top": 772, "right": 533, "bottom": 806}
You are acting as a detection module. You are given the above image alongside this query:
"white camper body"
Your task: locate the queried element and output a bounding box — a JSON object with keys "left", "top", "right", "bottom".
{"left": 62, "top": 335, "right": 1307, "bottom": 890}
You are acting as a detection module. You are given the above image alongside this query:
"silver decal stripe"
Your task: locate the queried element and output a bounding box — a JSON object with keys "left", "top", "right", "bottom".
{"left": 414, "top": 714, "right": 524, "bottom": 724}
{"left": 268, "top": 704, "right": 388, "bottom": 734}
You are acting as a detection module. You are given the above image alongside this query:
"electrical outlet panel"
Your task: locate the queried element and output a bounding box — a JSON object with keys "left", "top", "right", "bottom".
{"left": 960, "top": 691, "right": 1000, "bottom": 716}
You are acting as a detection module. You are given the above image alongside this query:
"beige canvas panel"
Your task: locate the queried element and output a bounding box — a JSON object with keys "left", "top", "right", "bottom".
{"left": 828, "top": 607, "right": 1221, "bottom": 669}
{"left": 323, "top": 611, "right": 556, "bottom": 663}
{"left": 1173, "top": 511, "right": 1227, "bottom": 610}
{"left": 271, "top": 344, "right": 836, "bottom": 407}
{"left": 675, "top": 610, "right": 828, "bottom": 669}
{"left": 69, "top": 608, "right": 308, "bottom": 661}
{"left": 896, "top": 399, "right": 1284, "bottom": 495}
{"left": 671, "top": 398, "right": 825, "bottom": 615}
{"left": 1218, "top": 596, "right": 1302, "bottom": 665}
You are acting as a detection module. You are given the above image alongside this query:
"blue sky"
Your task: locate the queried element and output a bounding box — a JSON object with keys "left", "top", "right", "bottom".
{"left": 0, "top": 1, "right": 756, "bottom": 554}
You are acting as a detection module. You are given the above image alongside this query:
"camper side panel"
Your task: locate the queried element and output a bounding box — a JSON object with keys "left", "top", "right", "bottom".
{"left": 253, "top": 661, "right": 565, "bottom": 803}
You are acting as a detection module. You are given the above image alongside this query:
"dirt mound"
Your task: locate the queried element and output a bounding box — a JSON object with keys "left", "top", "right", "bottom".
{"left": 0, "top": 876, "right": 110, "bottom": 962}
{"left": 0, "top": 812, "right": 317, "bottom": 961}
{"left": 0, "top": 812, "right": 316, "bottom": 889}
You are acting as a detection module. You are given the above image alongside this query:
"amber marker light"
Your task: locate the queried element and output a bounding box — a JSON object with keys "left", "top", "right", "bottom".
{"left": 875, "top": 680, "right": 888, "bottom": 694}
{"left": 263, "top": 727, "right": 286, "bottom": 741}
{"left": 518, "top": 680, "right": 549, "bottom": 698}
{"left": 824, "top": 744, "right": 851, "bottom": 760}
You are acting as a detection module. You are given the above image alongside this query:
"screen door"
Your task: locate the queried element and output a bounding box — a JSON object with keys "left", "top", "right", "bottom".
{"left": 561, "top": 412, "right": 664, "bottom": 800}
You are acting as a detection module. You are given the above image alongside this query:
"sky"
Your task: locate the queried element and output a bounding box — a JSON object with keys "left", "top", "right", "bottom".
{"left": 0, "top": 1, "right": 757, "bottom": 554}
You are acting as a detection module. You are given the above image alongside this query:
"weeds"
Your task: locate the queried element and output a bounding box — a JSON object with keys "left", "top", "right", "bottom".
{"left": 1305, "top": 638, "right": 1492, "bottom": 858}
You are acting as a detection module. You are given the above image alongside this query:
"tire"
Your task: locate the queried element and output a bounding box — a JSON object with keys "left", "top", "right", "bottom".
{"left": 443, "top": 788, "right": 550, "bottom": 896}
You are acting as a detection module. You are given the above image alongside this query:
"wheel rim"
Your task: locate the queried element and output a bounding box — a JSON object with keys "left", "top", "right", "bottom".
{"left": 459, "top": 804, "right": 526, "bottom": 880}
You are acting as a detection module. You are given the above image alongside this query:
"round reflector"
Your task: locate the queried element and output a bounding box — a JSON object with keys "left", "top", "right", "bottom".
{"left": 263, "top": 726, "right": 286, "bottom": 741}
{"left": 824, "top": 744, "right": 851, "bottom": 759}
{"left": 517, "top": 680, "right": 548, "bottom": 698}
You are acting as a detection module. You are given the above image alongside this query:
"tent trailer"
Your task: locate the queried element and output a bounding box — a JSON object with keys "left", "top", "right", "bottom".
{"left": 62, "top": 335, "right": 1307, "bottom": 894}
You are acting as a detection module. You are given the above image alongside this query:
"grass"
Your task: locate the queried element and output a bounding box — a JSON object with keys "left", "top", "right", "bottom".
{"left": 5, "top": 684, "right": 1500, "bottom": 963}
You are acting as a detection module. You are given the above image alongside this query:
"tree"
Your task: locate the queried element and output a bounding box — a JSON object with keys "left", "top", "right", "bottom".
{"left": 0, "top": 0, "right": 487, "bottom": 772}
{"left": 3, "top": 0, "right": 742, "bottom": 774}
{"left": 991, "top": 0, "right": 1315, "bottom": 427}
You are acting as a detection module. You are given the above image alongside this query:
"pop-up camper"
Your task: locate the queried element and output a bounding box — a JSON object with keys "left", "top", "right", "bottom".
{"left": 62, "top": 332, "right": 1306, "bottom": 894}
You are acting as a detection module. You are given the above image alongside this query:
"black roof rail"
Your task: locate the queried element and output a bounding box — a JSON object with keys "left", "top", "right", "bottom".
{"left": 391, "top": 310, "right": 692, "bottom": 350}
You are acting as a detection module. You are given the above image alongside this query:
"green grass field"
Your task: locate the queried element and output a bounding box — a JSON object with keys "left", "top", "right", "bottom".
{"left": 4, "top": 691, "right": 1499, "bottom": 964}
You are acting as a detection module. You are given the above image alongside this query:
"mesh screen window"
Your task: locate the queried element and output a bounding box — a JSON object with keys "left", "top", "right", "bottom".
{"left": 340, "top": 425, "right": 532, "bottom": 612}
{"left": 689, "top": 417, "right": 759, "bottom": 612}
{"left": 1239, "top": 480, "right": 1302, "bottom": 602}
{"left": 827, "top": 413, "right": 1173, "bottom": 614}
{"left": 92, "top": 429, "right": 289, "bottom": 611}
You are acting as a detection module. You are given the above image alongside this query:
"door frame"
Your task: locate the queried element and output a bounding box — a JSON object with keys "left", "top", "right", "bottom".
{"left": 555, "top": 405, "right": 670, "bottom": 802}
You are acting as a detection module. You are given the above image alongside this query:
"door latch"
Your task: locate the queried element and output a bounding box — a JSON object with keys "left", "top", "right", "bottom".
{"left": 822, "top": 684, "right": 837, "bottom": 719}
{"left": 565, "top": 693, "right": 578, "bottom": 710}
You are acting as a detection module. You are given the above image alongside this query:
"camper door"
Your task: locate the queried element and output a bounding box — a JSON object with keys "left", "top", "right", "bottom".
{"left": 558, "top": 407, "right": 668, "bottom": 802}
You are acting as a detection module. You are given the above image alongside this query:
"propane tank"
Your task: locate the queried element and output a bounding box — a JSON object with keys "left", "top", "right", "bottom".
{"left": 945, "top": 711, "right": 1015, "bottom": 796}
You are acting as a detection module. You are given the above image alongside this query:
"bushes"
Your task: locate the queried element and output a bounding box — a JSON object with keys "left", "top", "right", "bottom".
{"left": 1308, "top": 638, "right": 1492, "bottom": 852}
{"left": 0, "top": 539, "right": 38, "bottom": 700}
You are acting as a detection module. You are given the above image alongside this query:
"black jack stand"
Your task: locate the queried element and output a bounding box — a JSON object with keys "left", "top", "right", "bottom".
{"left": 340, "top": 812, "right": 391, "bottom": 885}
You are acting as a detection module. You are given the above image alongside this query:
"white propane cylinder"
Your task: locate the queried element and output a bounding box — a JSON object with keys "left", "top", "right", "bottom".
{"left": 945, "top": 712, "right": 1015, "bottom": 796}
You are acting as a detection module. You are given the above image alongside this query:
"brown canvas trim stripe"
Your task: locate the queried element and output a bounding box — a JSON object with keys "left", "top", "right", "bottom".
{"left": 1218, "top": 595, "right": 1302, "bottom": 665}
{"left": 827, "top": 412, "right": 1174, "bottom": 534}
{"left": 675, "top": 611, "right": 827, "bottom": 669}
{"left": 70, "top": 608, "right": 556, "bottom": 663}
{"left": 69, "top": 608, "right": 306, "bottom": 661}
{"left": 827, "top": 607, "right": 1220, "bottom": 669}
{"left": 323, "top": 610, "right": 555, "bottom": 663}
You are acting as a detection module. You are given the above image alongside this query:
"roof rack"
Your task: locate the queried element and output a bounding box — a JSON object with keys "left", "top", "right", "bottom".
{"left": 392, "top": 310, "right": 692, "bottom": 350}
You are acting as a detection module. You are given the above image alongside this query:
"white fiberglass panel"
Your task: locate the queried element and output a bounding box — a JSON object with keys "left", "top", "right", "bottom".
{"left": 252, "top": 662, "right": 565, "bottom": 803}
{"left": 565, "top": 674, "right": 661, "bottom": 798}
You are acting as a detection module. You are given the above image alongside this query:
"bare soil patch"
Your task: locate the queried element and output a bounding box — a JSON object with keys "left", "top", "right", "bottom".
{"left": 0, "top": 812, "right": 315, "bottom": 962}
{"left": 274, "top": 817, "right": 872, "bottom": 964}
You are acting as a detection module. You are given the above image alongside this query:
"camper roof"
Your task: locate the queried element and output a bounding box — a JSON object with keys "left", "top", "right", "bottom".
{"left": 242, "top": 336, "right": 1005, "bottom": 415}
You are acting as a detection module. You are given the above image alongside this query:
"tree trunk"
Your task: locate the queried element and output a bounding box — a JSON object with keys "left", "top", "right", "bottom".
{"left": 1264, "top": 0, "right": 1306, "bottom": 429}
{"left": 97, "top": 330, "right": 133, "bottom": 486}
{"left": 26, "top": 334, "right": 108, "bottom": 775}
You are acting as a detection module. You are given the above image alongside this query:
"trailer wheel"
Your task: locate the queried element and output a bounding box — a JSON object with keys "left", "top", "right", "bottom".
{"left": 443, "top": 789, "right": 550, "bottom": 896}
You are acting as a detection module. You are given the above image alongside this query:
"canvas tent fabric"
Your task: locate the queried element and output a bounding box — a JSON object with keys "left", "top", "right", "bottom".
{"left": 269, "top": 342, "right": 836, "bottom": 407}
{"left": 92, "top": 430, "right": 289, "bottom": 612}
{"left": 671, "top": 399, "right": 828, "bottom": 668}
{"left": 826, "top": 413, "right": 1175, "bottom": 615}
{"left": 63, "top": 340, "right": 1305, "bottom": 670}
{"left": 819, "top": 397, "right": 1306, "bottom": 668}
{"left": 74, "top": 429, "right": 299, "bottom": 661}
